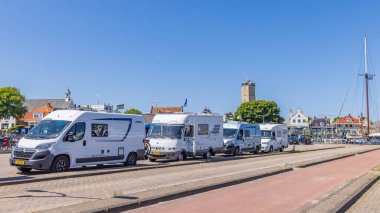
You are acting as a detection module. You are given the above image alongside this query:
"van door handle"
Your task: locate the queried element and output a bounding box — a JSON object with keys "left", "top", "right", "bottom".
{"left": 83, "top": 140, "right": 86, "bottom": 146}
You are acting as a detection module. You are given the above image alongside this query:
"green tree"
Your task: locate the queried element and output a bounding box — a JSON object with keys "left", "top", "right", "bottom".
{"left": 233, "top": 100, "right": 284, "bottom": 124}
{"left": 124, "top": 108, "right": 142, "bottom": 115}
{"left": 0, "top": 87, "right": 27, "bottom": 119}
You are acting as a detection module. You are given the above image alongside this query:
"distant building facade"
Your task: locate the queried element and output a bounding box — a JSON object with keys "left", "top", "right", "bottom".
{"left": 241, "top": 80, "right": 256, "bottom": 103}
{"left": 0, "top": 116, "right": 17, "bottom": 136}
{"left": 335, "top": 115, "right": 362, "bottom": 138}
{"left": 310, "top": 118, "right": 335, "bottom": 139}
{"left": 288, "top": 108, "right": 310, "bottom": 135}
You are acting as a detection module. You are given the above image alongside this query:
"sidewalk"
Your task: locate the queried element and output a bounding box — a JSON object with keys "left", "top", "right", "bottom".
{"left": 347, "top": 167, "right": 380, "bottom": 213}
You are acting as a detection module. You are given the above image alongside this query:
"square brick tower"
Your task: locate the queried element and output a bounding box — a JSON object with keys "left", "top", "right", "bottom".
{"left": 241, "top": 80, "right": 255, "bottom": 103}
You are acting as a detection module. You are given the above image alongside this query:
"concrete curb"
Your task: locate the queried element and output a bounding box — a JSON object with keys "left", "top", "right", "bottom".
{"left": 38, "top": 147, "right": 380, "bottom": 213}
{"left": 0, "top": 145, "right": 346, "bottom": 187}
{"left": 304, "top": 169, "right": 380, "bottom": 213}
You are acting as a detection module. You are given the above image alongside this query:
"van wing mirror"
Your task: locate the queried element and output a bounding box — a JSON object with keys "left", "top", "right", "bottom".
{"left": 66, "top": 133, "right": 76, "bottom": 142}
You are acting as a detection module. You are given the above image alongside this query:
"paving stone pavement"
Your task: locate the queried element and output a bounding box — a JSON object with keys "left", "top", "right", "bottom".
{"left": 0, "top": 145, "right": 376, "bottom": 213}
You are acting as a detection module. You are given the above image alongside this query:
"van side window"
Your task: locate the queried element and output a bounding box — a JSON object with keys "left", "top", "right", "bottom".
{"left": 277, "top": 131, "right": 281, "bottom": 137}
{"left": 244, "top": 129, "right": 250, "bottom": 137}
{"left": 92, "top": 124, "right": 108, "bottom": 137}
{"left": 283, "top": 130, "right": 287, "bottom": 135}
{"left": 65, "top": 122, "right": 86, "bottom": 141}
{"left": 198, "top": 124, "right": 209, "bottom": 135}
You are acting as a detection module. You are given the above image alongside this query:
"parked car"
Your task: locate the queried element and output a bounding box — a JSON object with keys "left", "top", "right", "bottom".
{"left": 288, "top": 136, "right": 299, "bottom": 145}
{"left": 299, "top": 135, "right": 312, "bottom": 145}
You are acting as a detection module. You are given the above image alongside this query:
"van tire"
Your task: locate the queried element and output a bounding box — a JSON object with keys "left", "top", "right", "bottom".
{"left": 125, "top": 153, "right": 137, "bottom": 166}
{"left": 149, "top": 158, "right": 156, "bottom": 162}
{"left": 17, "top": 167, "right": 32, "bottom": 173}
{"left": 233, "top": 146, "right": 240, "bottom": 156}
{"left": 203, "top": 150, "right": 211, "bottom": 159}
{"left": 51, "top": 155, "right": 70, "bottom": 172}
{"left": 253, "top": 146, "right": 260, "bottom": 154}
{"left": 279, "top": 146, "right": 284, "bottom": 152}
{"left": 178, "top": 152, "right": 186, "bottom": 161}
{"left": 269, "top": 146, "right": 274, "bottom": 153}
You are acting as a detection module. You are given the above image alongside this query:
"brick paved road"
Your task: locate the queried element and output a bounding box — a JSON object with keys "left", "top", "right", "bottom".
{"left": 131, "top": 148, "right": 380, "bottom": 213}
{"left": 0, "top": 145, "right": 375, "bottom": 213}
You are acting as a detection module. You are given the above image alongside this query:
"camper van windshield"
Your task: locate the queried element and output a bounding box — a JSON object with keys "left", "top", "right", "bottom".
{"left": 223, "top": 128, "right": 238, "bottom": 139}
{"left": 25, "top": 120, "right": 71, "bottom": 139}
{"left": 148, "top": 124, "right": 184, "bottom": 139}
{"left": 261, "top": 131, "right": 271, "bottom": 139}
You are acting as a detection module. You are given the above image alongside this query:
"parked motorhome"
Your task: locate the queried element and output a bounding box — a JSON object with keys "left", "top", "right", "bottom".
{"left": 146, "top": 113, "right": 224, "bottom": 161}
{"left": 223, "top": 121, "right": 261, "bottom": 155}
{"left": 259, "top": 124, "right": 288, "bottom": 152}
{"left": 10, "top": 110, "right": 145, "bottom": 173}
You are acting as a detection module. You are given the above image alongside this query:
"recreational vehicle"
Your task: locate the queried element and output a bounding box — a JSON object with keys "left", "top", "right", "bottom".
{"left": 146, "top": 113, "right": 224, "bottom": 161}
{"left": 223, "top": 122, "right": 261, "bottom": 155}
{"left": 10, "top": 110, "right": 145, "bottom": 172}
{"left": 259, "top": 124, "right": 288, "bottom": 152}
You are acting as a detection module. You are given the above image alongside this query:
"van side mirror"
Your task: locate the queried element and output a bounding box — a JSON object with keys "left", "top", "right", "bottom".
{"left": 66, "top": 133, "right": 76, "bottom": 142}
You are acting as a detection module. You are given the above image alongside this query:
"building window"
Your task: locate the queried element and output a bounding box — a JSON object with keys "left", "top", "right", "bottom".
{"left": 33, "top": 112, "right": 44, "bottom": 118}
{"left": 91, "top": 124, "right": 108, "bottom": 137}
{"left": 303, "top": 119, "right": 306, "bottom": 123}
{"left": 1, "top": 124, "right": 9, "bottom": 129}
{"left": 292, "top": 119, "right": 296, "bottom": 123}
{"left": 198, "top": 124, "right": 209, "bottom": 135}
{"left": 298, "top": 115, "right": 301, "bottom": 118}
{"left": 298, "top": 119, "right": 301, "bottom": 123}
{"left": 3, "top": 116, "right": 10, "bottom": 120}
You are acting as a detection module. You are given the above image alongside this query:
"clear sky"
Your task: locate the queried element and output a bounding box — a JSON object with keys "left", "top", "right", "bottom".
{"left": 1, "top": 0, "right": 380, "bottom": 119}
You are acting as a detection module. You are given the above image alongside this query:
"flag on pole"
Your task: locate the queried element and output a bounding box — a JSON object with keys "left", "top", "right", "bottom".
{"left": 183, "top": 98, "right": 188, "bottom": 107}
{"left": 117, "top": 104, "right": 125, "bottom": 110}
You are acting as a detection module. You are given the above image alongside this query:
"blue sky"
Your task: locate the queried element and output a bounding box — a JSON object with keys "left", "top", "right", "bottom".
{"left": 1, "top": 0, "right": 380, "bottom": 119}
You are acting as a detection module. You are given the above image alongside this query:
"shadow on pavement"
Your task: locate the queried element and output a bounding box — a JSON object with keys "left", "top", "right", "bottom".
{"left": 1, "top": 189, "right": 99, "bottom": 200}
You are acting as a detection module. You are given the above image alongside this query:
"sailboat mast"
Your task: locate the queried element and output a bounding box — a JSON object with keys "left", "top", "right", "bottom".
{"left": 364, "top": 35, "right": 370, "bottom": 136}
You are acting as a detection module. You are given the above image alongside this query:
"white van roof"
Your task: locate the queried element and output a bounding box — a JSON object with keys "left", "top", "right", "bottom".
{"left": 44, "top": 110, "right": 143, "bottom": 121}
{"left": 259, "top": 123, "right": 287, "bottom": 131}
{"left": 224, "top": 121, "right": 258, "bottom": 129}
{"left": 152, "top": 113, "right": 221, "bottom": 124}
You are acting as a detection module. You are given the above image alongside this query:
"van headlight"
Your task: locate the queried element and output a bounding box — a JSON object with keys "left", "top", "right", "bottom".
{"left": 35, "top": 143, "right": 55, "bottom": 150}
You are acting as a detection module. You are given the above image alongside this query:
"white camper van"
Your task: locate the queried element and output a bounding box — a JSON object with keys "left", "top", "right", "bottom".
{"left": 146, "top": 113, "right": 224, "bottom": 161}
{"left": 223, "top": 122, "right": 261, "bottom": 155}
{"left": 10, "top": 110, "right": 145, "bottom": 172}
{"left": 259, "top": 124, "right": 288, "bottom": 152}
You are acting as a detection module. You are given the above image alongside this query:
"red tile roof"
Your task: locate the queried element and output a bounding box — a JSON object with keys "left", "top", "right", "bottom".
{"left": 150, "top": 106, "right": 183, "bottom": 114}
{"left": 20, "top": 104, "right": 54, "bottom": 122}
{"left": 336, "top": 115, "right": 361, "bottom": 124}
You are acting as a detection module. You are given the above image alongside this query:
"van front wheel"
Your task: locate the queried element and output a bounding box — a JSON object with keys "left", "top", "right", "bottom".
{"left": 125, "top": 153, "right": 137, "bottom": 166}
{"left": 203, "top": 150, "right": 211, "bottom": 159}
{"left": 51, "top": 156, "right": 70, "bottom": 172}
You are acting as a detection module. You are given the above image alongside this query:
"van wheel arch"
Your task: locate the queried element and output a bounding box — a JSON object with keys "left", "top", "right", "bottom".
{"left": 125, "top": 152, "right": 137, "bottom": 166}
{"left": 51, "top": 154, "right": 71, "bottom": 172}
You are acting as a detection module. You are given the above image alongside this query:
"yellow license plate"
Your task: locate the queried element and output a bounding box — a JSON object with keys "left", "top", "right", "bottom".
{"left": 152, "top": 151, "right": 161, "bottom": 156}
{"left": 15, "top": 160, "right": 25, "bottom": 165}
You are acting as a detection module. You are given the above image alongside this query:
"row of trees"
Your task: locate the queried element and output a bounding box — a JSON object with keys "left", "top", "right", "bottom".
{"left": 0, "top": 87, "right": 284, "bottom": 124}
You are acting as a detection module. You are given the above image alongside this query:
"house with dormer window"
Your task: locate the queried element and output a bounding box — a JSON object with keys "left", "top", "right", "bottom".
{"left": 288, "top": 108, "right": 310, "bottom": 135}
